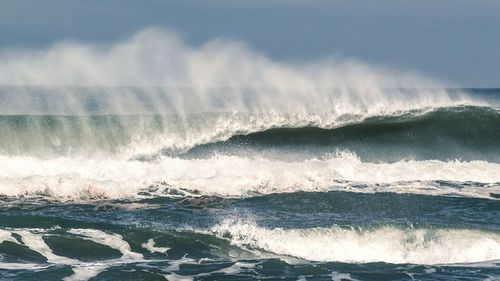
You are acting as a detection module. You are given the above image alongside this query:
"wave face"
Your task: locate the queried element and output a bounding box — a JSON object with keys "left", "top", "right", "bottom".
{"left": 190, "top": 105, "right": 500, "bottom": 162}
{"left": 1, "top": 29, "right": 500, "bottom": 280}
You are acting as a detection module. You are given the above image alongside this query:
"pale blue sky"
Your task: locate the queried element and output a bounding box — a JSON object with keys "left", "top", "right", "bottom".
{"left": 1, "top": 0, "right": 499, "bottom": 86}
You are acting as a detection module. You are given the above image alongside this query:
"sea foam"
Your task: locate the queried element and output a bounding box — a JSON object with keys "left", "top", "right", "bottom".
{"left": 0, "top": 153, "right": 498, "bottom": 200}
{"left": 212, "top": 219, "right": 500, "bottom": 264}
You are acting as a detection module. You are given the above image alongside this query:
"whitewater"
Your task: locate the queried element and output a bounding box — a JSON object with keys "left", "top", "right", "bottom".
{"left": 0, "top": 29, "right": 499, "bottom": 280}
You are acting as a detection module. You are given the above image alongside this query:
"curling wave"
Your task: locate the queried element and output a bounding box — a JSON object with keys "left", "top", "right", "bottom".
{"left": 190, "top": 105, "right": 500, "bottom": 162}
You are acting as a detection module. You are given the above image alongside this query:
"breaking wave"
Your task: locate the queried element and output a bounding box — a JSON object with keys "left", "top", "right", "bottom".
{"left": 212, "top": 220, "right": 500, "bottom": 264}
{"left": 0, "top": 153, "right": 499, "bottom": 200}
{"left": 0, "top": 105, "right": 498, "bottom": 160}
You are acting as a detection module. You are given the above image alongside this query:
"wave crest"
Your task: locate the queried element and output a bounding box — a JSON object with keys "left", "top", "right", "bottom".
{"left": 0, "top": 105, "right": 498, "bottom": 160}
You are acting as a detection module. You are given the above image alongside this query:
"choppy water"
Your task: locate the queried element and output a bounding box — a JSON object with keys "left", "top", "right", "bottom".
{"left": 0, "top": 88, "right": 499, "bottom": 280}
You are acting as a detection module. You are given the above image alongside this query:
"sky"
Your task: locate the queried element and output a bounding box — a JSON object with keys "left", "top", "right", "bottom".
{"left": 0, "top": 0, "right": 499, "bottom": 87}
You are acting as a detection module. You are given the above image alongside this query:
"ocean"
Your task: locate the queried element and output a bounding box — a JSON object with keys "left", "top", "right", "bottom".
{"left": 0, "top": 87, "right": 499, "bottom": 280}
